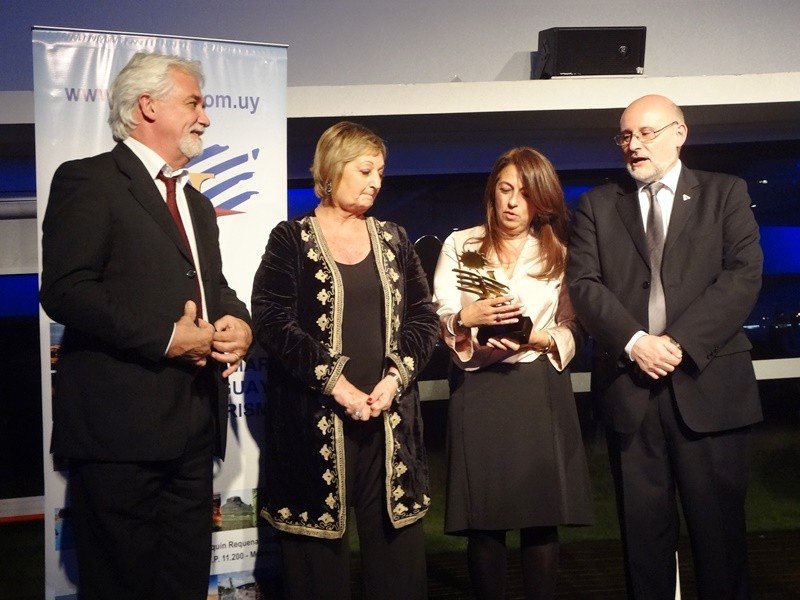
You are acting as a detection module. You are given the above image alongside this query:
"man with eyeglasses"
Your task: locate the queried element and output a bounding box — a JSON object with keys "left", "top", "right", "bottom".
{"left": 567, "top": 94, "right": 762, "bottom": 599}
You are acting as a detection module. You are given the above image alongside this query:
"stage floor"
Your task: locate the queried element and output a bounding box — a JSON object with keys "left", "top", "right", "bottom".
{"left": 2, "top": 521, "right": 798, "bottom": 599}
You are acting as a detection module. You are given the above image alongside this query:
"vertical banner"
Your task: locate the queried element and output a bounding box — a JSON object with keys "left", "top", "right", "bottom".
{"left": 33, "top": 28, "right": 286, "bottom": 599}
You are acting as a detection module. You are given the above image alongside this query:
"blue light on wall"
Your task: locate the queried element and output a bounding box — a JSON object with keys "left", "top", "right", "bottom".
{"left": 288, "top": 187, "right": 318, "bottom": 218}
{"left": 0, "top": 159, "right": 36, "bottom": 196}
{"left": 761, "top": 226, "right": 800, "bottom": 275}
{"left": 0, "top": 274, "right": 39, "bottom": 317}
{"left": 563, "top": 184, "right": 592, "bottom": 207}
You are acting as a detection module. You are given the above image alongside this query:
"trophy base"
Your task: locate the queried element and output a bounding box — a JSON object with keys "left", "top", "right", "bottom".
{"left": 476, "top": 316, "right": 534, "bottom": 345}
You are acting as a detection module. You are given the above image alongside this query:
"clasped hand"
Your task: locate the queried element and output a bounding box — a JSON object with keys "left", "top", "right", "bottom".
{"left": 631, "top": 334, "right": 683, "bottom": 379}
{"left": 332, "top": 373, "right": 401, "bottom": 421}
{"left": 167, "top": 300, "right": 253, "bottom": 377}
{"left": 211, "top": 313, "right": 253, "bottom": 377}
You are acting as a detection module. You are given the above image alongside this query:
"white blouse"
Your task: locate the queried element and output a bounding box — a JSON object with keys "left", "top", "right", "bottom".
{"left": 432, "top": 225, "right": 579, "bottom": 372}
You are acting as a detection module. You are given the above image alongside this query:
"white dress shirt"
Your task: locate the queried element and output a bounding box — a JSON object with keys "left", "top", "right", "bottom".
{"left": 625, "top": 159, "right": 683, "bottom": 357}
{"left": 433, "top": 225, "right": 580, "bottom": 372}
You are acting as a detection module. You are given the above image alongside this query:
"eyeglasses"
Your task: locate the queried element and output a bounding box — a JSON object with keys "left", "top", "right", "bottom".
{"left": 613, "top": 121, "right": 679, "bottom": 147}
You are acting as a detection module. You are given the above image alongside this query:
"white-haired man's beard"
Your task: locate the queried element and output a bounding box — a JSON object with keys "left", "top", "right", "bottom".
{"left": 180, "top": 130, "right": 204, "bottom": 160}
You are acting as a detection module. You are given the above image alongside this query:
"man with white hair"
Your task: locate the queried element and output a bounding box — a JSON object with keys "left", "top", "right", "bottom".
{"left": 568, "top": 94, "right": 762, "bottom": 598}
{"left": 41, "top": 52, "right": 252, "bottom": 599}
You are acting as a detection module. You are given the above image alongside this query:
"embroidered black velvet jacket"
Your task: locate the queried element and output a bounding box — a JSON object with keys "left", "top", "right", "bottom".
{"left": 252, "top": 214, "right": 439, "bottom": 539}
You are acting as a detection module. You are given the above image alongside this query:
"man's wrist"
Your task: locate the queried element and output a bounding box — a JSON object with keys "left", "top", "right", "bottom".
{"left": 164, "top": 323, "right": 178, "bottom": 356}
{"left": 625, "top": 330, "right": 648, "bottom": 361}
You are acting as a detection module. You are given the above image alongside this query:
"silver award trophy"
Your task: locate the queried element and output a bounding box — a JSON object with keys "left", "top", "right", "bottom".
{"left": 454, "top": 250, "right": 533, "bottom": 345}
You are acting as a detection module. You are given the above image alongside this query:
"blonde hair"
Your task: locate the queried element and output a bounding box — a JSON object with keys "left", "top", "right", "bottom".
{"left": 310, "top": 121, "right": 386, "bottom": 202}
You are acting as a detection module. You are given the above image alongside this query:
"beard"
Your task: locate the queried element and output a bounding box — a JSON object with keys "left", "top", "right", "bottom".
{"left": 180, "top": 131, "right": 204, "bottom": 160}
{"left": 626, "top": 160, "right": 663, "bottom": 184}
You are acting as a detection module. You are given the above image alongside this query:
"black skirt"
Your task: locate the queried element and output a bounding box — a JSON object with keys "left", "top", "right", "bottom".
{"left": 445, "top": 357, "right": 593, "bottom": 534}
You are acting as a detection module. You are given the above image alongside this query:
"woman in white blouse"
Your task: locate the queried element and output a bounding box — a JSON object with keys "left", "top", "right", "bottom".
{"left": 433, "top": 147, "right": 592, "bottom": 599}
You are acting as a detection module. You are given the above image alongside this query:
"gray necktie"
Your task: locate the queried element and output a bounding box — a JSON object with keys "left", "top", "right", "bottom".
{"left": 646, "top": 182, "right": 666, "bottom": 334}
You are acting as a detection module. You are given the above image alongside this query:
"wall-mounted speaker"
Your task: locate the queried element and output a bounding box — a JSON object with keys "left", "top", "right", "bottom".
{"left": 531, "top": 26, "right": 647, "bottom": 79}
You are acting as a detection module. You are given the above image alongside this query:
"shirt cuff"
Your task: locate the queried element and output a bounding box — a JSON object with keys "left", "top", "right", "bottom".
{"left": 445, "top": 312, "right": 458, "bottom": 336}
{"left": 164, "top": 323, "right": 177, "bottom": 356}
{"left": 625, "top": 330, "right": 648, "bottom": 361}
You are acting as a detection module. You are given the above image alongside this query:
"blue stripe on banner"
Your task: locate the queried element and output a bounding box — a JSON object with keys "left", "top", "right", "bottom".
{"left": 203, "top": 171, "right": 254, "bottom": 199}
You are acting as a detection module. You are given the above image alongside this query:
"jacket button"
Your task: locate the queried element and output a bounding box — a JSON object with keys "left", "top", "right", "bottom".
{"left": 642, "top": 281, "right": 650, "bottom": 289}
{"left": 186, "top": 269, "right": 197, "bottom": 279}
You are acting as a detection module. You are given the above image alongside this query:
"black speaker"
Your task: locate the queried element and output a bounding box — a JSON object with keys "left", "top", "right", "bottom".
{"left": 531, "top": 26, "right": 646, "bottom": 79}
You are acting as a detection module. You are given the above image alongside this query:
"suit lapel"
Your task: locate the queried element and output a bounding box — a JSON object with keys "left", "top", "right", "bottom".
{"left": 112, "top": 143, "right": 194, "bottom": 263}
{"left": 615, "top": 185, "right": 650, "bottom": 266}
{"left": 664, "top": 166, "right": 699, "bottom": 255}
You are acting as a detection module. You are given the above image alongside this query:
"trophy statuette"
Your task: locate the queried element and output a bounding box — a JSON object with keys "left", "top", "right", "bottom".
{"left": 454, "top": 250, "right": 533, "bottom": 345}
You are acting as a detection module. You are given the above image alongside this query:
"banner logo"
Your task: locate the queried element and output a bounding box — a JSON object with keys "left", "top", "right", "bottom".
{"left": 188, "top": 144, "right": 260, "bottom": 216}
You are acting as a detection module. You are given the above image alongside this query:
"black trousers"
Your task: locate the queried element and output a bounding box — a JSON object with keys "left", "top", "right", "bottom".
{"left": 69, "top": 386, "right": 215, "bottom": 600}
{"left": 607, "top": 381, "right": 750, "bottom": 600}
{"left": 280, "top": 417, "right": 427, "bottom": 600}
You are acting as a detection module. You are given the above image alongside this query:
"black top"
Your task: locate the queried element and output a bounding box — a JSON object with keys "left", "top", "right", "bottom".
{"left": 338, "top": 250, "right": 385, "bottom": 394}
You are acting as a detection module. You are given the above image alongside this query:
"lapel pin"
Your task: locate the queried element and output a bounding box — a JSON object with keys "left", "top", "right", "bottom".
{"left": 682, "top": 194, "right": 691, "bottom": 201}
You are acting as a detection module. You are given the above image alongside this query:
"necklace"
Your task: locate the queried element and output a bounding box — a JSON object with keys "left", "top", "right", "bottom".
{"left": 497, "top": 237, "right": 527, "bottom": 276}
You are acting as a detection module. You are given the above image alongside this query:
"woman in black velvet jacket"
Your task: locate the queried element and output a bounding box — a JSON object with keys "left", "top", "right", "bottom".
{"left": 251, "top": 121, "right": 439, "bottom": 599}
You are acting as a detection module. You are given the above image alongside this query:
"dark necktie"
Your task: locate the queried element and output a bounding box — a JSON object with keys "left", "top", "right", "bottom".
{"left": 646, "top": 182, "right": 666, "bottom": 334}
{"left": 157, "top": 171, "right": 203, "bottom": 319}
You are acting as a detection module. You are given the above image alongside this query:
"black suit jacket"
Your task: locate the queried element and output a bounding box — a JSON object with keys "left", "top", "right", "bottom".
{"left": 41, "top": 142, "right": 250, "bottom": 461}
{"left": 567, "top": 165, "right": 763, "bottom": 434}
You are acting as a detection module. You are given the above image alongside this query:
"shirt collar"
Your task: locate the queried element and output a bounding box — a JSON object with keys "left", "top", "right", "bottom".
{"left": 123, "top": 137, "right": 189, "bottom": 182}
